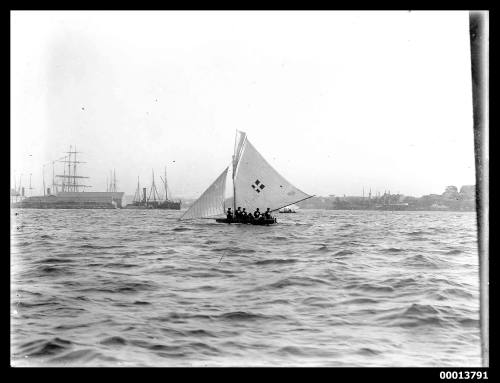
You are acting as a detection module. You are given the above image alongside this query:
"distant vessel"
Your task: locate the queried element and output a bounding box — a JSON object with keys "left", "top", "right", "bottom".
{"left": 125, "top": 168, "right": 181, "bottom": 210}
{"left": 180, "top": 130, "right": 313, "bottom": 225}
{"left": 279, "top": 204, "right": 299, "bottom": 213}
{"left": 11, "top": 146, "right": 124, "bottom": 209}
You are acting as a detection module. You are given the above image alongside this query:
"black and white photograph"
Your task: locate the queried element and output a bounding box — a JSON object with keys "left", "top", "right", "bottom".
{"left": 10, "top": 10, "right": 488, "bottom": 368}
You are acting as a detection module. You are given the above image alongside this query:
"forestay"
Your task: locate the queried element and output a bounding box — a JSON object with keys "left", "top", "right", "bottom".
{"left": 179, "top": 167, "right": 229, "bottom": 220}
{"left": 233, "top": 139, "right": 311, "bottom": 213}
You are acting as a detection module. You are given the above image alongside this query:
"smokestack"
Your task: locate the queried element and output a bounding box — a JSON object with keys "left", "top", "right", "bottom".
{"left": 47, "top": 188, "right": 51, "bottom": 195}
{"left": 143, "top": 188, "right": 147, "bottom": 203}
{"left": 21, "top": 187, "right": 25, "bottom": 197}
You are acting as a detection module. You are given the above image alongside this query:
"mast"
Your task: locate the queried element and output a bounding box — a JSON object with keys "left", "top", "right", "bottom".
{"left": 52, "top": 161, "right": 55, "bottom": 194}
{"left": 147, "top": 169, "right": 160, "bottom": 204}
{"left": 73, "top": 145, "right": 76, "bottom": 191}
{"left": 232, "top": 131, "right": 238, "bottom": 213}
{"left": 42, "top": 165, "right": 46, "bottom": 196}
{"left": 134, "top": 176, "right": 141, "bottom": 203}
{"left": 164, "top": 167, "right": 168, "bottom": 201}
{"left": 55, "top": 148, "right": 90, "bottom": 192}
{"left": 67, "top": 146, "right": 72, "bottom": 191}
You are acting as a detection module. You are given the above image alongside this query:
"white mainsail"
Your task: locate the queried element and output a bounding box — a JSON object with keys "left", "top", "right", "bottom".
{"left": 233, "top": 138, "right": 312, "bottom": 213}
{"left": 179, "top": 167, "right": 229, "bottom": 220}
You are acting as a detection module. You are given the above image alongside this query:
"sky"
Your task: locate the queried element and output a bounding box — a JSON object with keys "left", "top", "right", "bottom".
{"left": 11, "top": 11, "right": 477, "bottom": 199}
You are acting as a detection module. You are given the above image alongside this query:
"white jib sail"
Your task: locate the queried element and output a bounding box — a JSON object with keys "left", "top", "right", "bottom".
{"left": 179, "top": 167, "right": 229, "bottom": 220}
{"left": 233, "top": 139, "right": 311, "bottom": 213}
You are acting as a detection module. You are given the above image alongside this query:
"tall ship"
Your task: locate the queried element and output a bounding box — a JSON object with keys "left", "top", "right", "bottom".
{"left": 124, "top": 168, "right": 181, "bottom": 210}
{"left": 11, "top": 146, "right": 124, "bottom": 209}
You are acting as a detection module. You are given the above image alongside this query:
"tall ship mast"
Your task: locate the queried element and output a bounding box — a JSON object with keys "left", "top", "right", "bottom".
{"left": 12, "top": 145, "right": 124, "bottom": 209}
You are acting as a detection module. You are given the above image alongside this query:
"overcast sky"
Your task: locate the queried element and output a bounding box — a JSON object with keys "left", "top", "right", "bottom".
{"left": 11, "top": 11, "right": 476, "bottom": 198}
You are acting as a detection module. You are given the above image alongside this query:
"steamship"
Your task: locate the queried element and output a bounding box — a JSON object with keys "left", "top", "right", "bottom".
{"left": 124, "top": 168, "right": 181, "bottom": 210}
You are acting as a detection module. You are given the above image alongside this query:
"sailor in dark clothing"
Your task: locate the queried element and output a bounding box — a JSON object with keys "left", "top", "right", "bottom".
{"left": 226, "top": 208, "right": 233, "bottom": 221}
{"left": 235, "top": 207, "right": 242, "bottom": 221}
{"left": 253, "top": 208, "right": 261, "bottom": 219}
{"left": 241, "top": 208, "right": 248, "bottom": 222}
{"left": 247, "top": 209, "right": 254, "bottom": 222}
{"left": 264, "top": 208, "right": 272, "bottom": 219}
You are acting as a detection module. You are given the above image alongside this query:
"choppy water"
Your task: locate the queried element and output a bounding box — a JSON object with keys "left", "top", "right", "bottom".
{"left": 11, "top": 209, "right": 481, "bottom": 366}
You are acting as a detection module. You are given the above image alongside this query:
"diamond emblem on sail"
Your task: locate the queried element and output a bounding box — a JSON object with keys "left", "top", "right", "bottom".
{"left": 251, "top": 179, "right": 266, "bottom": 193}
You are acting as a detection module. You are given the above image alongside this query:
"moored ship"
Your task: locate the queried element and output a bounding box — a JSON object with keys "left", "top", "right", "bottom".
{"left": 11, "top": 146, "right": 124, "bottom": 209}
{"left": 124, "top": 168, "right": 181, "bottom": 210}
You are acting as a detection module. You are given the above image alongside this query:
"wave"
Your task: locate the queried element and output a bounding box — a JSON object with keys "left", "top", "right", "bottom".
{"left": 384, "top": 247, "right": 405, "bottom": 253}
{"left": 382, "top": 277, "right": 418, "bottom": 288}
{"left": 340, "top": 297, "right": 380, "bottom": 305}
{"left": 37, "top": 257, "right": 74, "bottom": 264}
{"left": 17, "top": 337, "right": 73, "bottom": 358}
{"left": 404, "top": 254, "right": 440, "bottom": 268}
{"left": 254, "top": 259, "right": 297, "bottom": 265}
{"left": 445, "top": 249, "right": 462, "bottom": 255}
{"left": 263, "top": 276, "right": 331, "bottom": 290}
{"left": 357, "top": 347, "right": 382, "bottom": 356}
{"left": 184, "top": 329, "right": 217, "bottom": 337}
{"left": 277, "top": 346, "right": 306, "bottom": 356}
{"left": 100, "top": 336, "right": 128, "bottom": 346}
{"left": 333, "top": 250, "right": 354, "bottom": 257}
{"left": 48, "top": 349, "right": 119, "bottom": 364}
{"left": 37, "top": 265, "right": 74, "bottom": 276}
{"left": 218, "top": 311, "right": 287, "bottom": 321}
{"left": 172, "top": 227, "right": 191, "bottom": 232}
{"left": 377, "top": 303, "right": 445, "bottom": 328}
{"left": 346, "top": 283, "right": 395, "bottom": 293}
{"left": 441, "top": 288, "right": 474, "bottom": 299}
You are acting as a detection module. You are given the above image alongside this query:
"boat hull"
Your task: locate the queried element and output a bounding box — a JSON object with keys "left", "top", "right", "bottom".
{"left": 215, "top": 218, "right": 277, "bottom": 225}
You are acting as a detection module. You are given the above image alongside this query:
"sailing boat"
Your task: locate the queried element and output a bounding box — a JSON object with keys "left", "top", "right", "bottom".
{"left": 180, "top": 131, "right": 313, "bottom": 225}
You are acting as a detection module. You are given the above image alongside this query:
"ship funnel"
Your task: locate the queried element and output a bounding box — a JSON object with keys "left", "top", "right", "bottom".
{"left": 143, "top": 188, "right": 147, "bottom": 203}
{"left": 21, "top": 187, "right": 25, "bottom": 197}
{"left": 47, "top": 188, "right": 51, "bottom": 195}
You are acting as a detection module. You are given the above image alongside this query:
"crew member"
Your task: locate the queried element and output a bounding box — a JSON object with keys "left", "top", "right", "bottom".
{"left": 226, "top": 207, "right": 233, "bottom": 221}
{"left": 264, "top": 208, "right": 272, "bottom": 219}
{"left": 235, "top": 207, "right": 242, "bottom": 220}
{"left": 247, "top": 210, "right": 254, "bottom": 222}
{"left": 253, "top": 208, "right": 261, "bottom": 219}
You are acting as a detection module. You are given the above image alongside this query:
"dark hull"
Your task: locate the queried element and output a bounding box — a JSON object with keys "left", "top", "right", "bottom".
{"left": 157, "top": 201, "right": 181, "bottom": 210}
{"left": 124, "top": 201, "right": 181, "bottom": 210}
{"left": 215, "top": 218, "right": 277, "bottom": 225}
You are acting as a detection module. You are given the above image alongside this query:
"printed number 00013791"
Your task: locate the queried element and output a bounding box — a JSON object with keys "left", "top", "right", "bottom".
{"left": 440, "top": 371, "right": 488, "bottom": 380}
